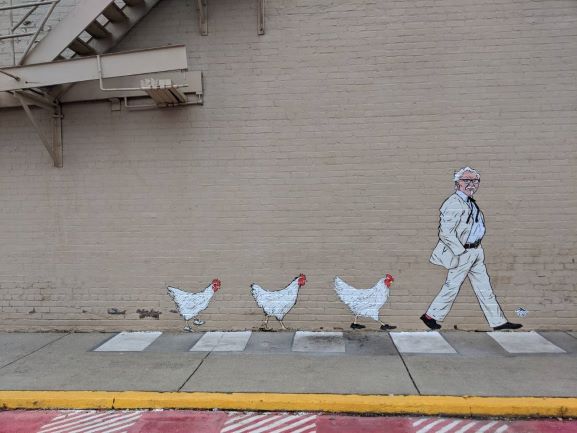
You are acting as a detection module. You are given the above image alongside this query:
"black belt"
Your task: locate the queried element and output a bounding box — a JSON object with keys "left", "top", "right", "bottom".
{"left": 464, "top": 240, "right": 481, "bottom": 249}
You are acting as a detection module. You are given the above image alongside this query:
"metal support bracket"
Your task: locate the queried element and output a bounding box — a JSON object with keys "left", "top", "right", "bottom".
{"left": 196, "top": 0, "right": 207, "bottom": 36}
{"left": 257, "top": 0, "right": 265, "bottom": 35}
{"left": 193, "top": 0, "right": 263, "bottom": 35}
{"left": 13, "top": 91, "right": 63, "bottom": 167}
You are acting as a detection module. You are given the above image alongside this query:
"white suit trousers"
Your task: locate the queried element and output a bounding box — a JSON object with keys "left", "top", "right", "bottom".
{"left": 426, "top": 246, "right": 507, "bottom": 328}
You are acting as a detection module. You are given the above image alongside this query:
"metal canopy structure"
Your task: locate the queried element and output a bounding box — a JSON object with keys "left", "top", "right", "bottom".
{"left": 0, "top": 0, "right": 61, "bottom": 65}
{"left": 19, "top": 0, "right": 163, "bottom": 65}
{"left": 0, "top": 0, "right": 266, "bottom": 166}
{"left": 0, "top": 0, "right": 198, "bottom": 167}
{"left": 0, "top": 45, "right": 188, "bottom": 92}
{"left": 2, "top": 45, "right": 190, "bottom": 167}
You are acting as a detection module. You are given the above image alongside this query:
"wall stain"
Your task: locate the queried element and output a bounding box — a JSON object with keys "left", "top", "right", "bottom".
{"left": 136, "top": 309, "right": 161, "bottom": 319}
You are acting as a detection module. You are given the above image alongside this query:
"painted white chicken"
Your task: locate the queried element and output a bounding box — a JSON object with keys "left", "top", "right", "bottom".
{"left": 167, "top": 279, "right": 221, "bottom": 331}
{"left": 251, "top": 274, "right": 307, "bottom": 330}
{"left": 334, "top": 274, "right": 396, "bottom": 330}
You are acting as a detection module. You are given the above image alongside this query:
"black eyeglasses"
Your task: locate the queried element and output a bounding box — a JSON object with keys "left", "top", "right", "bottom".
{"left": 459, "top": 179, "right": 480, "bottom": 185}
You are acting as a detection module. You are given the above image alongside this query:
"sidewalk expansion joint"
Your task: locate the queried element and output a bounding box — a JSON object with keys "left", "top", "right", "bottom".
{"left": 0, "top": 332, "right": 71, "bottom": 371}
{"left": 392, "top": 336, "right": 421, "bottom": 395}
{"left": 177, "top": 350, "right": 210, "bottom": 392}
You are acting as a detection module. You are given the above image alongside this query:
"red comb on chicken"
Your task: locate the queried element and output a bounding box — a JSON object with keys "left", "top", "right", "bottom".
{"left": 251, "top": 274, "right": 306, "bottom": 331}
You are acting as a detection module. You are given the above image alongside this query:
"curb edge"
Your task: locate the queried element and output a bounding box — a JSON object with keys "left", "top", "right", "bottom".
{"left": 1, "top": 391, "right": 576, "bottom": 418}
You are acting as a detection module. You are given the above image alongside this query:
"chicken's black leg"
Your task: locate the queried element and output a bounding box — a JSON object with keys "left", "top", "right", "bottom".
{"left": 350, "top": 315, "right": 366, "bottom": 329}
{"left": 378, "top": 319, "right": 396, "bottom": 331}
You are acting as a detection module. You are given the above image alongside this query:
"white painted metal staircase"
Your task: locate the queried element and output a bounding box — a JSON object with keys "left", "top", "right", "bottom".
{"left": 20, "top": 0, "right": 162, "bottom": 65}
{"left": 0, "top": 0, "right": 203, "bottom": 168}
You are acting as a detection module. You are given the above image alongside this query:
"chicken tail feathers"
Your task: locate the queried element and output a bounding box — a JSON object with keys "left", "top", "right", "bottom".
{"left": 334, "top": 276, "right": 353, "bottom": 301}
{"left": 167, "top": 286, "right": 184, "bottom": 298}
{"left": 250, "top": 284, "right": 267, "bottom": 309}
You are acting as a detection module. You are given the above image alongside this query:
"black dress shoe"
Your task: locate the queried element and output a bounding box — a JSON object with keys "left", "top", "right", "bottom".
{"left": 350, "top": 323, "right": 366, "bottom": 329}
{"left": 380, "top": 324, "right": 397, "bottom": 331}
{"left": 493, "top": 322, "right": 523, "bottom": 331}
{"left": 420, "top": 314, "right": 441, "bottom": 330}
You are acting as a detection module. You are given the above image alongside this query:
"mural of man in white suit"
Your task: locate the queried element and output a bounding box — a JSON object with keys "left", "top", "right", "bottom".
{"left": 420, "top": 167, "right": 523, "bottom": 331}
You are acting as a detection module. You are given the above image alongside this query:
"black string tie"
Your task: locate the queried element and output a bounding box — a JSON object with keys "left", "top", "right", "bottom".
{"left": 467, "top": 197, "right": 480, "bottom": 224}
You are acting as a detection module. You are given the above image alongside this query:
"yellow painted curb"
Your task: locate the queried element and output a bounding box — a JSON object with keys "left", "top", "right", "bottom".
{"left": 1, "top": 391, "right": 576, "bottom": 418}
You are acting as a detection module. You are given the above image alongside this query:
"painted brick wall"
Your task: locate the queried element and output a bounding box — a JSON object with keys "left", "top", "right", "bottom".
{"left": 0, "top": 0, "right": 576, "bottom": 331}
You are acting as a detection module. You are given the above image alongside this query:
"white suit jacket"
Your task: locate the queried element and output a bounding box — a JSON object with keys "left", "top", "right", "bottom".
{"left": 429, "top": 193, "right": 484, "bottom": 269}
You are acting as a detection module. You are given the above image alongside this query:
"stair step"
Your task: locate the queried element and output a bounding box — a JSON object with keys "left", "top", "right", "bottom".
{"left": 102, "top": 3, "right": 128, "bottom": 22}
{"left": 85, "top": 20, "right": 111, "bottom": 39}
{"left": 21, "top": 0, "right": 162, "bottom": 65}
{"left": 68, "top": 38, "right": 97, "bottom": 56}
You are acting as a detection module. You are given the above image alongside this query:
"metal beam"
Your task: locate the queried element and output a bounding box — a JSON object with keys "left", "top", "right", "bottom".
{"left": 0, "top": 1, "right": 57, "bottom": 12}
{"left": 11, "top": 4, "right": 39, "bottom": 32}
{"left": 0, "top": 31, "right": 35, "bottom": 41}
{"left": 0, "top": 45, "right": 188, "bottom": 92}
{"left": 52, "top": 104, "right": 63, "bottom": 167}
{"left": 59, "top": 71, "right": 202, "bottom": 103}
{"left": 11, "top": 89, "right": 58, "bottom": 110}
{"left": 19, "top": 0, "right": 59, "bottom": 64}
{"left": 0, "top": 70, "right": 201, "bottom": 109}
{"left": 15, "top": 93, "right": 62, "bottom": 166}
{"left": 19, "top": 0, "right": 115, "bottom": 64}
{"left": 257, "top": 0, "right": 265, "bottom": 35}
{"left": 196, "top": 0, "right": 207, "bottom": 36}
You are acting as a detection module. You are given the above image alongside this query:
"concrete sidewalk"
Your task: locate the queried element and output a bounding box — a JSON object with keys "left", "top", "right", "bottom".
{"left": 0, "top": 330, "right": 576, "bottom": 416}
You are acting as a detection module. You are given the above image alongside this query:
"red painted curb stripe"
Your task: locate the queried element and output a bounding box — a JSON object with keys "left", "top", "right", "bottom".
{"left": 2, "top": 411, "right": 577, "bottom": 433}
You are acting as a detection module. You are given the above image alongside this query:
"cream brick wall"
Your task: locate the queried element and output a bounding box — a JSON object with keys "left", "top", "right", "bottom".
{"left": 0, "top": 0, "right": 576, "bottom": 331}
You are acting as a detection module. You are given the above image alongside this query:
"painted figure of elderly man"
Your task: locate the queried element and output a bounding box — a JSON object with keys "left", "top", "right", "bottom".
{"left": 420, "top": 167, "right": 522, "bottom": 331}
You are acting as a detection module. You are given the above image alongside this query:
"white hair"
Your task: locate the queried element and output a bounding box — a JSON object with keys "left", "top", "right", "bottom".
{"left": 453, "top": 166, "right": 480, "bottom": 182}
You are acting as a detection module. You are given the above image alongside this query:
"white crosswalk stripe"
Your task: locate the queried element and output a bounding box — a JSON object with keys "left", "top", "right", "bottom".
{"left": 91, "top": 331, "right": 569, "bottom": 355}
{"left": 475, "top": 421, "right": 498, "bottom": 433}
{"left": 222, "top": 413, "right": 317, "bottom": 433}
{"left": 416, "top": 419, "right": 446, "bottom": 433}
{"left": 93, "top": 332, "right": 162, "bottom": 352}
{"left": 436, "top": 420, "right": 462, "bottom": 433}
{"left": 391, "top": 332, "right": 457, "bottom": 354}
{"left": 225, "top": 413, "right": 261, "bottom": 426}
{"left": 413, "top": 418, "right": 430, "bottom": 427}
{"left": 411, "top": 418, "right": 509, "bottom": 433}
{"left": 454, "top": 421, "right": 478, "bottom": 433}
{"left": 221, "top": 414, "right": 274, "bottom": 433}
{"left": 38, "top": 411, "right": 142, "bottom": 433}
{"left": 190, "top": 331, "right": 252, "bottom": 352}
{"left": 488, "top": 331, "right": 565, "bottom": 354}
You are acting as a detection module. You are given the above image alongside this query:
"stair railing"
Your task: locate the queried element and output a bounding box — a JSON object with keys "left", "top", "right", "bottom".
{"left": 0, "top": 0, "right": 60, "bottom": 66}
